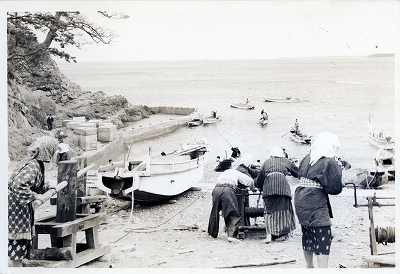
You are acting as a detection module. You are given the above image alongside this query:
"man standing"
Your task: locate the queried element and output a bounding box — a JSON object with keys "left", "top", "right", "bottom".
{"left": 46, "top": 114, "right": 54, "bottom": 131}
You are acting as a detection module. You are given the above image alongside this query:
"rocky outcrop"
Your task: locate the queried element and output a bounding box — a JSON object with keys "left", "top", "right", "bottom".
{"left": 7, "top": 30, "right": 152, "bottom": 161}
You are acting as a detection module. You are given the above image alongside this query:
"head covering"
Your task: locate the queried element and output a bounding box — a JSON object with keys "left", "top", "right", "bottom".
{"left": 240, "top": 153, "right": 253, "bottom": 167}
{"left": 309, "top": 132, "right": 340, "bottom": 166}
{"left": 28, "top": 136, "right": 59, "bottom": 162}
{"left": 269, "top": 146, "right": 284, "bottom": 158}
{"left": 58, "top": 143, "right": 70, "bottom": 154}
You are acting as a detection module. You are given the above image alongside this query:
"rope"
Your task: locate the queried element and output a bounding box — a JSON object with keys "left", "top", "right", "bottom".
{"left": 375, "top": 226, "right": 395, "bottom": 245}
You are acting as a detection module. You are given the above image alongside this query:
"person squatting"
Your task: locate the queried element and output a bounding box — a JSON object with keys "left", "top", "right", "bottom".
{"left": 208, "top": 132, "right": 348, "bottom": 268}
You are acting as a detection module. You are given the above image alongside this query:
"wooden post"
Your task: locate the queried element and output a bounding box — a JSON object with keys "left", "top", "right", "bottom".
{"left": 75, "top": 156, "right": 88, "bottom": 214}
{"left": 57, "top": 160, "right": 78, "bottom": 223}
{"left": 367, "top": 197, "right": 378, "bottom": 255}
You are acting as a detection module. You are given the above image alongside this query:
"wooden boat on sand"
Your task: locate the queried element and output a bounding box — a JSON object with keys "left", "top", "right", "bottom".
{"left": 97, "top": 138, "right": 208, "bottom": 203}
{"left": 230, "top": 103, "right": 255, "bottom": 109}
{"left": 288, "top": 125, "right": 312, "bottom": 144}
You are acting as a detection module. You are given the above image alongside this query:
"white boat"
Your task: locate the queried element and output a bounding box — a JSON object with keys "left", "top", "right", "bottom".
{"left": 187, "top": 119, "right": 203, "bottom": 127}
{"left": 288, "top": 125, "right": 312, "bottom": 144}
{"left": 230, "top": 103, "right": 255, "bottom": 109}
{"left": 203, "top": 115, "right": 221, "bottom": 125}
{"left": 262, "top": 96, "right": 294, "bottom": 103}
{"left": 97, "top": 139, "right": 208, "bottom": 203}
{"left": 368, "top": 120, "right": 395, "bottom": 150}
{"left": 372, "top": 149, "right": 395, "bottom": 182}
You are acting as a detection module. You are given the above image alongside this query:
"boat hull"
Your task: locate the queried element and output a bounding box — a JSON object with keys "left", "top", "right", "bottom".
{"left": 203, "top": 116, "right": 221, "bottom": 125}
{"left": 369, "top": 134, "right": 395, "bottom": 150}
{"left": 262, "top": 96, "right": 293, "bottom": 103}
{"left": 230, "top": 103, "right": 255, "bottom": 109}
{"left": 288, "top": 126, "right": 312, "bottom": 144}
{"left": 98, "top": 152, "right": 207, "bottom": 203}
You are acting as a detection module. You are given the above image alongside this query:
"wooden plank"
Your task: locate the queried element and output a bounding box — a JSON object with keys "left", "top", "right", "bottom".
{"left": 23, "top": 245, "right": 111, "bottom": 268}
{"left": 77, "top": 195, "right": 107, "bottom": 205}
{"left": 363, "top": 255, "right": 396, "bottom": 266}
{"left": 85, "top": 227, "right": 99, "bottom": 249}
{"left": 57, "top": 161, "right": 78, "bottom": 223}
{"left": 30, "top": 247, "right": 74, "bottom": 260}
{"left": 52, "top": 213, "right": 107, "bottom": 237}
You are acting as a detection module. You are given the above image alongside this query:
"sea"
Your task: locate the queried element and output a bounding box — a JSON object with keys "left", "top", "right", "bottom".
{"left": 57, "top": 56, "right": 395, "bottom": 171}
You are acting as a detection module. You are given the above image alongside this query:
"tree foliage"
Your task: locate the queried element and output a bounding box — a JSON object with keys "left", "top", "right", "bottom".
{"left": 7, "top": 11, "right": 129, "bottom": 62}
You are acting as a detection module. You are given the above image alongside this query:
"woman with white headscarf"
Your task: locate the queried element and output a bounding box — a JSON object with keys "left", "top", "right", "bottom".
{"left": 8, "top": 136, "right": 68, "bottom": 267}
{"left": 255, "top": 146, "right": 299, "bottom": 243}
{"left": 294, "top": 132, "right": 343, "bottom": 268}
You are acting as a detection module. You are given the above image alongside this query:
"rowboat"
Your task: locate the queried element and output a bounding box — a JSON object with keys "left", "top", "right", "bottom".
{"left": 259, "top": 116, "right": 268, "bottom": 126}
{"left": 262, "top": 96, "right": 293, "bottom": 103}
{"left": 96, "top": 138, "right": 208, "bottom": 203}
{"left": 288, "top": 125, "right": 312, "bottom": 144}
{"left": 203, "top": 115, "right": 221, "bottom": 125}
{"left": 187, "top": 119, "right": 203, "bottom": 127}
{"left": 230, "top": 103, "right": 255, "bottom": 109}
{"left": 373, "top": 149, "right": 395, "bottom": 182}
{"left": 368, "top": 120, "right": 395, "bottom": 150}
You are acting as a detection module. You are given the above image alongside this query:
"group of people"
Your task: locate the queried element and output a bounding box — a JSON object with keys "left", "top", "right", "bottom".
{"left": 208, "top": 132, "right": 345, "bottom": 268}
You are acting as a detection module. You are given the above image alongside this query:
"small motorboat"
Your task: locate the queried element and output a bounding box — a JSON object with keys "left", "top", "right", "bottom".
{"left": 288, "top": 125, "right": 312, "bottom": 144}
{"left": 230, "top": 103, "right": 255, "bottom": 109}
{"left": 97, "top": 138, "right": 209, "bottom": 203}
{"left": 187, "top": 119, "right": 203, "bottom": 127}
{"left": 203, "top": 115, "right": 221, "bottom": 125}
{"left": 368, "top": 120, "right": 395, "bottom": 150}
{"left": 259, "top": 116, "right": 268, "bottom": 126}
{"left": 262, "top": 96, "right": 293, "bottom": 103}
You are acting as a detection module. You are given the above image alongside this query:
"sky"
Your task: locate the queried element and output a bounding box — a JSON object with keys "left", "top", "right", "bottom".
{"left": 2, "top": 1, "right": 399, "bottom": 62}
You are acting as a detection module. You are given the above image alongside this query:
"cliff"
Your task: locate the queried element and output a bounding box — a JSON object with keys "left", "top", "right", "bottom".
{"left": 7, "top": 32, "right": 153, "bottom": 161}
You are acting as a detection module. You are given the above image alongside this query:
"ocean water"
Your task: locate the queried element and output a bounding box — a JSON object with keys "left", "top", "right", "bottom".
{"left": 57, "top": 57, "right": 395, "bottom": 170}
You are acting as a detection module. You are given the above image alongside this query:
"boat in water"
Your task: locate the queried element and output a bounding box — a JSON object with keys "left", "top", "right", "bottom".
{"left": 187, "top": 119, "right": 203, "bottom": 127}
{"left": 288, "top": 125, "right": 312, "bottom": 144}
{"left": 203, "top": 115, "right": 221, "bottom": 125}
{"left": 368, "top": 120, "right": 395, "bottom": 150}
{"left": 97, "top": 138, "right": 208, "bottom": 203}
{"left": 262, "top": 96, "right": 294, "bottom": 103}
{"left": 230, "top": 103, "right": 255, "bottom": 109}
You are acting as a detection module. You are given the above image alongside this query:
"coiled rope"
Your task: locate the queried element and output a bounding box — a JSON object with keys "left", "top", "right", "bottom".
{"left": 375, "top": 226, "right": 395, "bottom": 245}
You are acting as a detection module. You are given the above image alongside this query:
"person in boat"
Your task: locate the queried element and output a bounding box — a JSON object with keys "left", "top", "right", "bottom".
{"left": 236, "top": 153, "right": 260, "bottom": 226}
{"left": 255, "top": 146, "right": 299, "bottom": 244}
{"left": 211, "top": 108, "right": 218, "bottom": 118}
{"left": 294, "top": 119, "right": 299, "bottom": 135}
{"left": 8, "top": 136, "right": 68, "bottom": 267}
{"left": 294, "top": 132, "right": 344, "bottom": 268}
{"left": 246, "top": 98, "right": 250, "bottom": 104}
{"left": 231, "top": 147, "right": 241, "bottom": 158}
{"left": 260, "top": 109, "right": 268, "bottom": 121}
{"left": 208, "top": 159, "right": 255, "bottom": 242}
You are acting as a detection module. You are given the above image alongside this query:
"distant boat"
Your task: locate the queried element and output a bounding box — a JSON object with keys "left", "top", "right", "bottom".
{"left": 203, "top": 115, "right": 221, "bottom": 125}
{"left": 97, "top": 138, "right": 208, "bottom": 203}
{"left": 187, "top": 119, "right": 203, "bottom": 127}
{"left": 259, "top": 116, "right": 269, "bottom": 126}
{"left": 368, "top": 119, "right": 395, "bottom": 150}
{"left": 288, "top": 125, "right": 312, "bottom": 144}
{"left": 230, "top": 103, "right": 255, "bottom": 109}
{"left": 262, "top": 96, "right": 296, "bottom": 103}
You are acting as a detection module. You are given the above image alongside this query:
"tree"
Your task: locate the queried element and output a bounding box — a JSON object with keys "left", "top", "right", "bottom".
{"left": 7, "top": 11, "right": 129, "bottom": 62}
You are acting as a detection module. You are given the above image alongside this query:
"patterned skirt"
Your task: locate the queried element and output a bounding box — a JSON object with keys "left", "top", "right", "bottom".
{"left": 264, "top": 195, "right": 296, "bottom": 236}
{"left": 8, "top": 239, "right": 31, "bottom": 260}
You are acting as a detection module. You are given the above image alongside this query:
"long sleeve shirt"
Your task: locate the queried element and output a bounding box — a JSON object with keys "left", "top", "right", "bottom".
{"left": 216, "top": 169, "right": 254, "bottom": 190}
{"left": 255, "top": 156, "right": 299, "bottom": 198}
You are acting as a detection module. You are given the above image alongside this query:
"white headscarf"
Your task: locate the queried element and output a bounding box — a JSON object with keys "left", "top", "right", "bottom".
{"left": 240, "top": 153, "right": 253, "bottom": 167}
{"left": 58, "top": 143, "right": 70, "bottom": 154}
{"left": 269, "top": 146, "right": 284, "bottom": 158}
{"left": 309, "top": 132, "right": 340, "bottom": 166}
{"left": 29, "top": 136, "right": 59, "bottom": 162}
